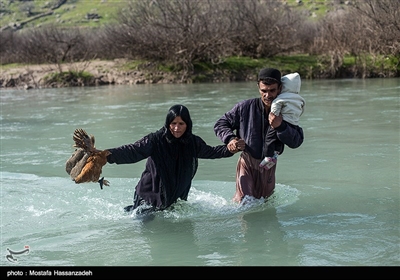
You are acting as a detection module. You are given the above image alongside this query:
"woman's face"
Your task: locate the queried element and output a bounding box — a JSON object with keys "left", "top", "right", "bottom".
{"left": 169, "top": 116, "right": 187, "bottom": 138}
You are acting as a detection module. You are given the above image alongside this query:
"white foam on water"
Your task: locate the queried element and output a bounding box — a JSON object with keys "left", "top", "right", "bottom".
{"left": 2, "top": 172, "right": 300, "bottom": 225}
{"left": 130, "top": 183, "right": 300, "bottom": 222}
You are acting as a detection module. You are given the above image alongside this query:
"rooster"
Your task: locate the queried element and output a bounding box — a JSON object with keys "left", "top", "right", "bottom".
{"left": 66, "top": 128, "right": 111, "bottom": 189}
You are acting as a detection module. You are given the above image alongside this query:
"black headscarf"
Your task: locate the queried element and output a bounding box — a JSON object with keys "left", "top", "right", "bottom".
{"left": 137, "top": 105, "right": 198, "bottom": 209}
{"left": 164, "top": 104, "right": 193, "bottom": 144}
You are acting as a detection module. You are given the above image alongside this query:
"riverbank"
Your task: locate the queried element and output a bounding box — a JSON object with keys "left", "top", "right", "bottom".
{"left": 0, "top": 60, "right": 165, "bottom": 90}
{"left": 0, "top": 59, "right": 258, "bottom": 90}
{"left": 1, "top": 58, "right": 398, "bottom": 90}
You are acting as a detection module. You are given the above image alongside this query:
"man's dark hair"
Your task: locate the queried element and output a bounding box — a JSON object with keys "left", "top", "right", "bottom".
{"left": 257, "top": 68, "right": 282, "bottom": 86}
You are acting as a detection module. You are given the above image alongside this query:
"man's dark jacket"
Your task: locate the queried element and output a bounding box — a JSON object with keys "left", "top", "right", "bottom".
{"left": 214, "top": 98, "right": 304, "bottom": 160}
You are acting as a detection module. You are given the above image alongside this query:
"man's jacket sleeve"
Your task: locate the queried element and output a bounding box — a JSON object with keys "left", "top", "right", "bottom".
{"left": 214, "top": 105, "right": 240, "bottom": 144}
{"left": 275, "top": 121, "right": 304, "bottom": 149}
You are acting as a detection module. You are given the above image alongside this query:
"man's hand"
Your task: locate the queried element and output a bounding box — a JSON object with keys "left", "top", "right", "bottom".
{"left": 269, "top": 113, "right": 283, "bottom": 129}
{"left": 228, "top": 137, "right": 245, "bottom": 153}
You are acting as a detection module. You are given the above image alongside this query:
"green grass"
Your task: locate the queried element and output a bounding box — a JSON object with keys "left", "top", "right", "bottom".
{"left": 192, "top": 54, "right": 321, "bottom": 77}
{"left": 343, "top": 54, "right": 400, "bottom": 73}
{"left": 120, "top": 55, "right": 322, "bottom": 76}
{"left": 0, "top": 0, "right": 123, "bottom": 29}
{"left": 285, "top": 0, "right": 340, "bottom": 19}
{"left": 43, "top": 70, "right": 94, "bottom": 85}
{"left": 221, "top": 57, "right": 265, "bottom": 70}
{"left": 52, "top": 0, "right": 121, "bottom": 28}
{"left": 0, "top": 63, "right": 23, "bottom": 70}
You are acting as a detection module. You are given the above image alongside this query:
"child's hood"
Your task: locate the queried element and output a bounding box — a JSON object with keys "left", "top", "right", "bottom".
{"left": 281, "top": 72, "right": 301, "bottom": 94}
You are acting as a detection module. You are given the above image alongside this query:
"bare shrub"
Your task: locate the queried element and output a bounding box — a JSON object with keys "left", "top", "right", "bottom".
{"left": 15, "top": 25, "right": 91, "bottom": 72}
{"left": 313, "top": 0, "right": 400, "bottom": 77}
{"left": 314, "top": 9, "right": 356, "bottom": 77}
{"left": 227, "top": 0, "right": 309, "bottom": 58}
{"left": 104, "top": 0, "right": 234, "bottom": 76}
{"left": 0, "top": 30, "right": 18, "bottom": 64}
{"left": 85, "top": 27, "right": 121, "bottom": 60}
{"left": 349, "top": 0, "right": 400, "bottom": 56}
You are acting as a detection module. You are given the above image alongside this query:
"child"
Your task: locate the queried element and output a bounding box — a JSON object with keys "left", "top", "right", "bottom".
{"left": 260, "top": 72, "right": 305, "bottom": 170}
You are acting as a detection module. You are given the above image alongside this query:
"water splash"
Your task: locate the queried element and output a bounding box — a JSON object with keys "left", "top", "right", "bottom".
{"left": 1, "top": 172, "right": 300, "bottom": 226}
{"left": 130, "top": 184, "right": 300, "bottom": 222}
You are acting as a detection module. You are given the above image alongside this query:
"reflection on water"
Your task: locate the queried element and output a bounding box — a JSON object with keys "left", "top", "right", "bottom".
{"left": 1, "top": 78, "right": 399, "bottom": 266}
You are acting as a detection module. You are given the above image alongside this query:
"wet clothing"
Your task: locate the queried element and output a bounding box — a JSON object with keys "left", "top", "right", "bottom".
{"left": 234, "top": 151, "right": 276, "bottom": 203}
{"left": 106, "top": 127, "right": 233, "bottom": 211}
{"left": 214, "top": 97, "right": 304, "bottom": 201}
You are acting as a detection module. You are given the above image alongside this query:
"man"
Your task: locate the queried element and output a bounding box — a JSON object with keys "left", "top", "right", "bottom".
{"left": 214, "top": 68, "right": 304, "bottom": 203}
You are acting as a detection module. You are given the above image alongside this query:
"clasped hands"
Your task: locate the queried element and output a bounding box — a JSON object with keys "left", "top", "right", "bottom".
{"left": 227, "top": 137, "right": 246, "bottom": 153}
{"left": 227, "top": 113, "right": 282, "bottom": 154}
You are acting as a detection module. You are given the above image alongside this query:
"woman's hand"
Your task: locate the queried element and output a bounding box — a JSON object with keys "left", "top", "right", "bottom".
{"left": 228, "top": 138, "right": 245, "bottom": 153}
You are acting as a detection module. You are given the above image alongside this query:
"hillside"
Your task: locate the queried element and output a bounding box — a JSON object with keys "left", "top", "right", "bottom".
{"left": 0, "top": 0, "right": 337, "bottom": 31}
{"left": 0, "top": 0, "right": 123, "bottom": 31}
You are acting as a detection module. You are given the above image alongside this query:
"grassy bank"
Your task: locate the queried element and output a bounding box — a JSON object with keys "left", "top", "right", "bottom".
{"left": 148, "top": 54, "right": 400, "bottom": 81}
{"left": 1, "top": 54, "right": 398, "bottom": 89}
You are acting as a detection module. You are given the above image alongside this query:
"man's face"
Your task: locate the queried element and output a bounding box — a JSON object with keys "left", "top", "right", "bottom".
{"left": 258, "top": 82, "right": 281, "bottom": 108}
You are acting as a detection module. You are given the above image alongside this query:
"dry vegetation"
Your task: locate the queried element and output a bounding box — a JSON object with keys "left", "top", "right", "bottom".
{"left": 1, "top": 0, "right": 399, "bottom": 88}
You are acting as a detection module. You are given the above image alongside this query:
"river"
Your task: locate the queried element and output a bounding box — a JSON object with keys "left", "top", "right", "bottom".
{"left": 1, "top": 78, "right": 399, "bottom": 269}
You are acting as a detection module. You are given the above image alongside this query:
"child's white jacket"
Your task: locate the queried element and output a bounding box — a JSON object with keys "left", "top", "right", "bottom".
{"left": 271, "top": 72, "right": 305, "bottom": 126}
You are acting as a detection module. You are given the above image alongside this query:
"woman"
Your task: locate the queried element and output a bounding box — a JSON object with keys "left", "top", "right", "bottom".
{"left": 106, "top": 104, "right": 235, "bottom": 214}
